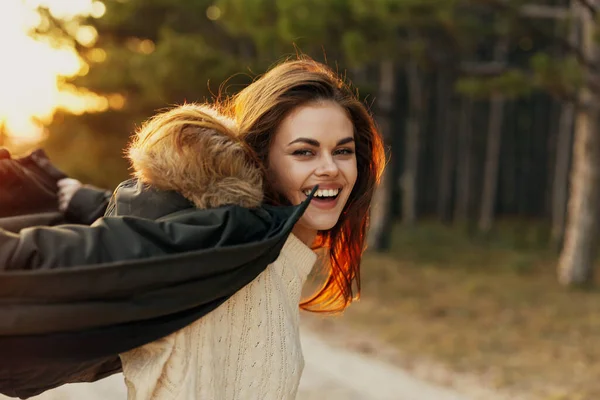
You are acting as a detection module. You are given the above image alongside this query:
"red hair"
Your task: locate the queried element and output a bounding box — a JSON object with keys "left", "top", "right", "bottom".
{"left": 227, "top": 57, "right": 385, "bottom": 312}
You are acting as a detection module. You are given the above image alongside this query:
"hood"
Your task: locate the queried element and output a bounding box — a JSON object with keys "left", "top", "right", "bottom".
{"left": 125, "top": 104, "right": 264, "bottom": 212}
{"left": 105, "top": 178, "right": 194, "bottom": 219}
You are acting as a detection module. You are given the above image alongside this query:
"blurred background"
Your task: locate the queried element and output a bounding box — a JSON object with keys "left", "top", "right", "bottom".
{"left": 2, "top": 0, "right": 600, "bottom": 399}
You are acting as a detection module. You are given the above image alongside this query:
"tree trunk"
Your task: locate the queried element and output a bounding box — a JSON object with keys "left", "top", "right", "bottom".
{"left": 454, "top": 97, "right": 474, "bottom": 223}
{"left": 551, "top": 0, "right": 579, "bottom": 248}
{"left": 551, "top": 102, "right": 574, "bottom": 247}
{"left": 402, "top": 58, "right": 423, "bottom": 226}
{"left": 369, "top": 61, "right": 396, "bottom": 251}
{"left": 558, "top": 103, "right": 600, "bottom": 284}
{"left": 478, "top": 40, "right": 508, "bottom": 234}
{"left": 558, "top": 3, "right": 600, "bottom": 285}
{"left": 436, "top": 72, "right": 456, "bottom": 223}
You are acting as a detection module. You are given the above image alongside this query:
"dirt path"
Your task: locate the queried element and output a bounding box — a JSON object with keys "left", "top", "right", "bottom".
{"left": 297, "top": 331, "right": 469, "bottom": 400}
{"left": 2, "top": 330, "right": 473, "bottom": 400}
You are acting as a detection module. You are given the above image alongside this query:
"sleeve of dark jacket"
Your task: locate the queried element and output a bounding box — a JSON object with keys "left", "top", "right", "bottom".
{"left": 64, "top": 185, "right": 112, "bottom": 225}
{"left": 0, "top": 217, "right": 173, "bottom": 271}
{"left": 0, "top": 212, "right": 66, "bottom": 233}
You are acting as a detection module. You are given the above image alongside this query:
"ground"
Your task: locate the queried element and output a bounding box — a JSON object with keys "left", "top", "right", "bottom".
{"left": 313, "top": 221, "right": 600, "bottom": 400}
{"left": 0, "top": 325, "right": 477, "bottom": 400}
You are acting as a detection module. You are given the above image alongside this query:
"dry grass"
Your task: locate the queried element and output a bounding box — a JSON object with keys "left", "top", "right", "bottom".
{"left": 305, "top": 221, "right": 600, "bottom": 400}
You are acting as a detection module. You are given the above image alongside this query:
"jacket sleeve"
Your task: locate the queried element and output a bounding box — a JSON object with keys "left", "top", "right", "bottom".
{"left": 0, "top": 212, "right": 66, "bottom": 233}
{"left": 64, "top": 185, "right": 112, "bottom": 225}
{"left": 0, "top": 217, "right": 157, "bottom": 271}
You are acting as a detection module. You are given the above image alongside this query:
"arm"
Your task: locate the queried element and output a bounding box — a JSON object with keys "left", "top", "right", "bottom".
{"left": 0, "top": 216, "right": 161, "bottom": 271}
{"left": 0, "top": 147, "right": 110, "bottom": 226}
{"left": 0, "top": 212, "right": 65, "bottom": 233}
{"left": 62, "top": 182, "right": 112, "bottom": 225}
{"left": 0, "top": 223, "right": 113, "bottom": 271}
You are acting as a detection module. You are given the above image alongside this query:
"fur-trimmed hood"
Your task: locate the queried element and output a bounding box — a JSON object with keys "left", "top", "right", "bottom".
{"left": 126, "top": 104, "right": 264, "bottom": 210}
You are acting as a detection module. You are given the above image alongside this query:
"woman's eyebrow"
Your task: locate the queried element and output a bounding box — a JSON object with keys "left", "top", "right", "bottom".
{"left": 337, "top": 137, "right": 355, "bottom": 146}
{"left": 288, "top": 137, "right": 355, "bottom": 146}
{"left": 288, "top": 137, "right": 320, "bottom": 146}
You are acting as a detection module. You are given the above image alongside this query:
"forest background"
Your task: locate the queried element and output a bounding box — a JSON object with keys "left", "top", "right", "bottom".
{"left": 2, "top": 0, "right": 600, "bottom": 398}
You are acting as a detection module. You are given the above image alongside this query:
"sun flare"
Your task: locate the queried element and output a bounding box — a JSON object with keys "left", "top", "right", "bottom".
{"left": 0, "top": 0, "right": 107, "bottom": 143}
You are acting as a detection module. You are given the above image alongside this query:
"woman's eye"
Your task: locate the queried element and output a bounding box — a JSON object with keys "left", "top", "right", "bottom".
{"left": 334, "top": 148, "right": 355, "bottom": 156}
{"left": 292, "top": 149, "right": 314, "bottom": 157}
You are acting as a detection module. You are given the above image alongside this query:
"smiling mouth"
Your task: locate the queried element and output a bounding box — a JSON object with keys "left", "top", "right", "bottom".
{"left": 303, "top": 188, "right": 342, "bottom": 201}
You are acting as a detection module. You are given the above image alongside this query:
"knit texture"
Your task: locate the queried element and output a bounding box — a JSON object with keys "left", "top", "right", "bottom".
{"left": 120, "top": 233, "right": 317, "bottom": 400}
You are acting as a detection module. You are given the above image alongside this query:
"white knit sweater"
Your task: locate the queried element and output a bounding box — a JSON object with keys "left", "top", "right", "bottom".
{"left": 119, "top": 233, "right": 317, "bottom": 400}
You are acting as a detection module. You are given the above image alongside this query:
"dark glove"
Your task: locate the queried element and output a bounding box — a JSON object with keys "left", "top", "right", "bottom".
{"left": 0, "top": 148, "right": 67, "bottom": 218}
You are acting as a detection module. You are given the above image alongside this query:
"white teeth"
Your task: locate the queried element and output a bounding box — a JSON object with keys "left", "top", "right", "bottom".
{"left": 304, "top": 188, "right": 340, "bottom": 198}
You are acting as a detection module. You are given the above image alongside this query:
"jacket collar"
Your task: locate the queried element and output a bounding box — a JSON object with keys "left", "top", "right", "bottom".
{"left": 106, "top": 179, "right": 194, "bottom": 219}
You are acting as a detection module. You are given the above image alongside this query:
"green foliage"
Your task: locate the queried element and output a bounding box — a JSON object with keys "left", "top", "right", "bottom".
{"left": 43, "top": 111, "right": 132, "bottom": 189}
{"left": 529, "top": 53, "right": 584, "bottom": 98}
{"left": 456, "top": 69, "right": 533, "bottom": 99}
{"left": 31, "top": 0, "right": 600, "bottom": 185}
{"left": 38, "top": 0, "right": 255, "bottom": 183}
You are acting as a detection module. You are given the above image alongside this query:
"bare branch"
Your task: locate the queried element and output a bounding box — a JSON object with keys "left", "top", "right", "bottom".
{"left": 575, "top": 0, "right": 597, "bottom": 18}
{"left": 479, "top": 0, "right": 597, "bottom": 73}
{"left": 519, "top": 4, "right": 571, "bottom": 19}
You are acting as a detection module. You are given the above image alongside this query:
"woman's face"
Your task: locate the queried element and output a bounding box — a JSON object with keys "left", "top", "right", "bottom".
{"left": 268, "top": 101, "right": 358, "bottom": 244}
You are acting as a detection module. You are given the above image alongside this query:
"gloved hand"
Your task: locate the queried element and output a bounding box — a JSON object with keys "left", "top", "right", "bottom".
{"left": 0, "top": 148, "right": 66, "bottom": 218}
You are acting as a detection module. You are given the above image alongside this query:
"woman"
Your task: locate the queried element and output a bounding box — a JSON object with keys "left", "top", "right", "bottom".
{"left": 118, "top": 58, "right": 385, "bottom": 399}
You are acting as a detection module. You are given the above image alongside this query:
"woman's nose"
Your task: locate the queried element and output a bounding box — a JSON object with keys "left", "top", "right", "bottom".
{"left": 315, "top": 156, "right": 339, "bottom": 177}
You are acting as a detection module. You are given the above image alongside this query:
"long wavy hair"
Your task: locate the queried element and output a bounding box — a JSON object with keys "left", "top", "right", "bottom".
{"left": 226, "top": 58, "right": 386, "bottom": 312}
